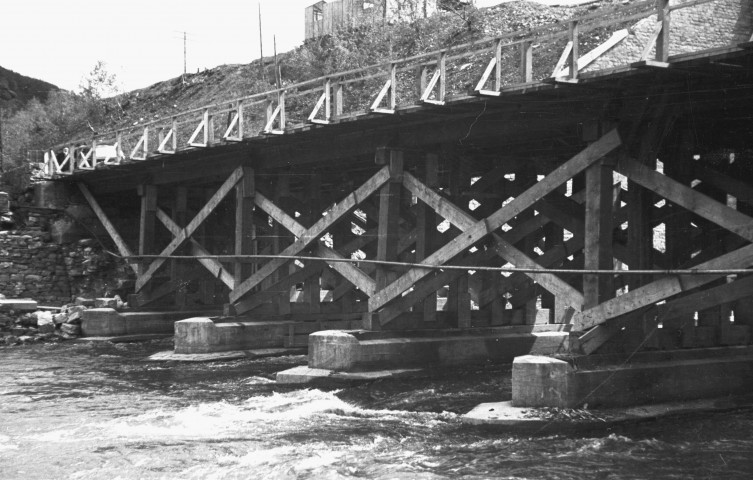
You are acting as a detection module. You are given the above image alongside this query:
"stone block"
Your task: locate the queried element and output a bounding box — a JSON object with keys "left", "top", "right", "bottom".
{"left": 309, "top": 331, "right": 359, "bottom": 371}
{"left": 61, "top": 323, "right": 81, "bottom": 336}
{"left": 82, "top": 308, "right": 126, "bottom": 336}
{"left": 94, "top": 298, "right": 119, "bottom": 309}
{"left": 0, "top": 299, "right": 38, "bottom": 311}
{"left": 512, "top": 355, "right": 576, "bottom": 408}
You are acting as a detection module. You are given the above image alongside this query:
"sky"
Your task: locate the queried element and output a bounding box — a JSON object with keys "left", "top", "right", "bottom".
{"left": 1, "top": 0, "right": 513, "bottom": 94}
{"left": 0, "top": 0, "right": 320, "bottom": 93}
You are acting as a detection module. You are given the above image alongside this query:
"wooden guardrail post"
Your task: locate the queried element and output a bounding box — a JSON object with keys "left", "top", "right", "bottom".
{"left": 656, "top": 0, "right": 670, "bottom": 62}
{"left": 569, "top": 20, "right": 580, "bottom": 79}
{"left": 520, "top": 41, "right": 533, "bottom": 83}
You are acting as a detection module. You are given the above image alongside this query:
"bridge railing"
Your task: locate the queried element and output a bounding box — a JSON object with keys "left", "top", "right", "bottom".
{"left": 43, "top": 0, "right": 728, "bottom": 177}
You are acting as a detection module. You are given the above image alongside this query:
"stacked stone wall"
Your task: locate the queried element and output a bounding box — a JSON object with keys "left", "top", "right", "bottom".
{"left": 584, "top": 0, "right": 752, "bottom": 73}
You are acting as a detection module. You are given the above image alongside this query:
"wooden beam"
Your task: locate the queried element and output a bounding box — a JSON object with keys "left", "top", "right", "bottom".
{"left": 135, "top": 166, "right": 244, "bottom": 291}
{"left": 77, "top": 183, "right": 138, "bottom": 275}
{"left": 658, "top": 275, "right": 753, "bottom": 321}
{"left": 376, "top": 151, "right": 404, "bottom": 290}
{"left": 172, "top": 186, "right": 188, "bottom": 307}
{"left": 583, "top": 160, "right": 614, "bottom": 308}
{"left": 235, "top": 168, "right": 256, "bottom": 288}
{"left": 573, "top": 242, "right": 753, "bottom": 331}
{"left": 370, "top": 129, "right": 621, "bottom": 313}
{"left": 252, "top": 191, "right": 377, "bottom": 297}
{"left": 230, "top": 166, "right": 390, "bottom": 303}
{"left": 616, "top": 156, "right": 753, "bottom": 242}
{"left": 138, "top": 184, "right": 158, "bottom": 277}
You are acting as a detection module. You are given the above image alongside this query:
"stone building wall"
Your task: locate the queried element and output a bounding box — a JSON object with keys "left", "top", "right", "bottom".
{"left": 584, "top": 0, "right": 752, "bottom": 73}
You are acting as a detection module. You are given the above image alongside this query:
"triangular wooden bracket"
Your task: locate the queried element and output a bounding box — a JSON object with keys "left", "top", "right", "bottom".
{"left": 158, "top": 125, "right": 177, "bottom": 154}
{"left": 420, "top": 53, "right": 446, "bottom": 106}
{"left": 553, "top": 29, "right": 628, "bottom": 79}
{"left": 474, "top": 56, "right": 501, "bottom": 97}
{"left": 129, "top": 127, "right": 149, "bottom": 161}
{"left": 308, "top": 80, "right": 332, "bottom": 124}
{"left": 263, "top": 92, "right": 286, "bottom": 135}
{"left": 223, "top": 103, "right": 244, "bottom": 141}
{"left": 370, "top": 64, "right": 396, "bottom": 114}
{"left": 77, "top": 145, "right": 95, "bottom": 170}
{"left": 475, "top": 39, "right": 503, "bottom": 97}
{"left": 188, "top": 110, "right": 210, "bottom": 147}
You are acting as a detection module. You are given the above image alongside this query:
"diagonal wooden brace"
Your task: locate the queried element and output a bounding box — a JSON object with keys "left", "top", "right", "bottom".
{"left": 369, "top": 129, "right": 620, "bottom": 312}
{"left": 155, "top": 208, "right": 235, "bottom": 289}
{"left": 135, "top": 166, "right": 245, "bottom": 291}
{"left": 78, "top": 183, "right": 139, "bottom": 275}
{"left": 229, "top": 166, "right": 390, "bottom": 303}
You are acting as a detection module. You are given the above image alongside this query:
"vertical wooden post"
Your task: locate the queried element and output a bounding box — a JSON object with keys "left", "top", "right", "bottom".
{"left": 446, "top": 157, "right": 472, "bottom": 328}
{"left": 418, "top": 65, "right": 429, "bottom": 98}
{"left": 626, "top": 176, "right": 653, "bottom": 290}
{"left": 171, "top": 116, "right": 178, "bottom": 151}
{"left": 274, "top": 175, "right": 292, "bottom": 314}
{"left": 376, "top": 150, "right": 403, "bottom": 291}
{"left": 173, "top": 186, "right": 188, "bottom": 308}
{"left": 333, "top": 77, "right": 343, "bottom": 120}
{"left": 416, "top": 153, "right": 439, "bottom": 324}
{"left": 656, "top": 0, "right": 670, "bottom": 62}
{"left": 138, "top": 184, "right": 158, "bottom": 278}
{"left": 520, "top": 41, "right": 533, "bottom": 83}
{"left": 437, "top": 52, "right": 446, "bottom": 102}
{"left": 389, "top": 63, "right": 397, "bottom": 111}
{"left": 494, "top": 38, "right": 503, "bottom": 91}
{"left": 304, "top": 173, "right": 322, "bottom": 313}
{"left": 324, "top": 79, "right": 332, "bottom": 121}
{"left": 569, "top": 21, "right": 579, "bottom": 80}
{"left": 583, "top": 158, "right": 615, "bottom": 309}
{"left": 235, "top": 167, "right": 255, "bottom": 289}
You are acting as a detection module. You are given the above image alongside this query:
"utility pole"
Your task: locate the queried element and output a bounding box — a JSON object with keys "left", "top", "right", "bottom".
{"left": 183, "top": 31, "right": 187, "bottom": 75}
{"left": 258, "top": 3, "right": 266, "bottom": 82}
{"left": 273, "top": 35, "right": 280, "bottom": 89}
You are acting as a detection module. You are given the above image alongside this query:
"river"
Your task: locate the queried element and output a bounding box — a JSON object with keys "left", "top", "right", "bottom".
{"left": 1, "top": 339, "right": 752, "bottom": 479}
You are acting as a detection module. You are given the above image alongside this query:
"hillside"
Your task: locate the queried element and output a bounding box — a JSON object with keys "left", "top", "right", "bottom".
{"left": 0, "top": 65, "right": 58, "bottom": 113}
{"left": 91, "top": 0, "right": 628, "bottom": 137}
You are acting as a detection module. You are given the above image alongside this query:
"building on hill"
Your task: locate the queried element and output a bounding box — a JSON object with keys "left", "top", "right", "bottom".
{"left": 304, "top": 0, "right": 475, "bottom": 40}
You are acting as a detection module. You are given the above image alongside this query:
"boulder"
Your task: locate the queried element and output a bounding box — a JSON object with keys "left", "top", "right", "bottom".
{"left": 60, "top": 323, "right": 81, "bottom": 336}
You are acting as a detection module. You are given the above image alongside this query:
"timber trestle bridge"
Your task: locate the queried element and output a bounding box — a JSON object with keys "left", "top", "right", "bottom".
{"left": 37, "top": 0, "right": 753, "bottom": 403}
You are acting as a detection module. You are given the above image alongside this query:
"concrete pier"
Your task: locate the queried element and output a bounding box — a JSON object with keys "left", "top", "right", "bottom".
{"left": 174, "top": 316, "right": 363, "bottom": 354}
{"left": 81, "top": 308, "right": 220, "bottom": 337}
{"left": 512, "top": 347, "right": 753, "bottom": 408}
{"left": 307, "top": 325, "right": 572, "bottom": 371}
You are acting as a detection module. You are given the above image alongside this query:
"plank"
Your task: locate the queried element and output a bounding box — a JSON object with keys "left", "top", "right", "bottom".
{"left": 135, "top": 166, "right": 244, "bottom": 291}
{"left": 369, "top": 129, "right": 622, "bottom": 313}
{"left": 573, "top": 242, "right": 753, "bottom": 330}
{"left": 693, "top": 164, "right": 753, "bottom": 207}
{"left": 235, "top": 167, "right": 256, "bottom": 287}
{"left": 138, "top": 185, "right": 158, "bottom": 277}
{"left": 616, "top": 156, "right": 753, "bottom": 242}
{"left": 658, "top": 275, "right": 753, "bottom": 321}
{"left": 77, "top": 183, "right": 138, "bottom": 275}
{"left": 230, "top": 166, "right": 390, "bottom": 303}
{"left": 583, "top": 161, "right": 614, "bottom": 308}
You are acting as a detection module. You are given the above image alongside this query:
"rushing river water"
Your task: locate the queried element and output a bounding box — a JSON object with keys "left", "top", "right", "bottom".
{"left": 1, "top": 339, "right": 753, "bottom": 479}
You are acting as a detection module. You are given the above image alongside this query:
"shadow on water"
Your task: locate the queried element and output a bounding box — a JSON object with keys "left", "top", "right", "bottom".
{"left": 2, "top": 340, "right": 753, "bottom": 479}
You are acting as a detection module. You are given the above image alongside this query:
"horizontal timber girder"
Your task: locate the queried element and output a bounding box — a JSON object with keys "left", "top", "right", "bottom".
{"left": 228, "top": 166, "right": 391, "bottom": 306}
{"left": 135, "top": 166, "right": 245, "bottom": 291}
{"left": 368, "top": 128, "right": 622, "bottom": 315}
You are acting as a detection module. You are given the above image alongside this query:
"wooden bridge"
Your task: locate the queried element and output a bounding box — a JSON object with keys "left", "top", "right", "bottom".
{"left": 41, "top": 0, "right": 753, "bottom": 358}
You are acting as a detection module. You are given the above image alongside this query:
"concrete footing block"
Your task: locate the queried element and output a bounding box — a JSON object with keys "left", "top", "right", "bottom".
{"left": 82, "top": 308, "right": 126, "bottom": 336}
{"left": 0, "top": 299, "right": 39, "bottom": 311}
{"left": 308, "top": 328, "right": 571, "bottom": 371}
{"left": 309, "top": 331, "right": 359, "bottom": 370}
{"left": 512, "top": 348, "right": 753, "bottom": 409}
